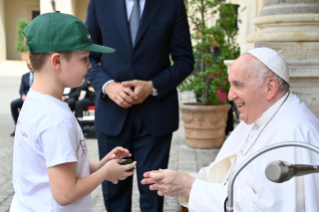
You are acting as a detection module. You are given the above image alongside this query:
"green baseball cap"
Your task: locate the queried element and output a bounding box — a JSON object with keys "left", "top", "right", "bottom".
{"left": 23, "top": 11, "right": 115, "bottom": 54}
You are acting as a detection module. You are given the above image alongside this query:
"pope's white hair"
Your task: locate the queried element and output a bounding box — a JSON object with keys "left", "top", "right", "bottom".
{"left": 248, "top": 54, "right": 290, "bottom": 92}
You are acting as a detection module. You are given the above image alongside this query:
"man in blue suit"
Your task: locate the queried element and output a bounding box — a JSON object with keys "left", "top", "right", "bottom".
{"left": 10, "top": 59, "right": 33, "bottom": 136}
{"left": 86, "top": 0, "right": 194, "bottom": 211}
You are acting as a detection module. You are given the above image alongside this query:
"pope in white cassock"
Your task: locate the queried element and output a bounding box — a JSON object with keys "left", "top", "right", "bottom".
{"left": 141, "top": 47, "right": 319, "bottom": 211}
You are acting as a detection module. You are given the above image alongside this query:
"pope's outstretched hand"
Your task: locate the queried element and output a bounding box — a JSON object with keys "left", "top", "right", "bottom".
{"left": 141, "top": 169, "right": 195, "bottom": 198}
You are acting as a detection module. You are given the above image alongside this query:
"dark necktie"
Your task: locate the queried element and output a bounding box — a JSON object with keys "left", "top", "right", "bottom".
{"left": 129, "top": 0, "right": 140, "bottom": 46}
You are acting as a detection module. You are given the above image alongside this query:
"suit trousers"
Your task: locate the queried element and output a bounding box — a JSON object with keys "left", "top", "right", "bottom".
{"left": 11, "top": 98, "right": 23, "bottom": 124}
{"left": 97, "top": 106, "right": 172, "bottom": 212}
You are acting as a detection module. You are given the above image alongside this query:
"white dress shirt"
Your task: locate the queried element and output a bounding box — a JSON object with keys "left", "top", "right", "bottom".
{"left": 29, "top": 72, "right": 34, "bottom": 86}
{"left": 125, "top": 0, "right": 145, "bottom": 20}
{"left": 102, "top": 0, "right": 146, "bottom": 94}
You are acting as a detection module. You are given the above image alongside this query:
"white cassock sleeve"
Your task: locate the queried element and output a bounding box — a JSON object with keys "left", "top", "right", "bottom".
{"left": 189, "top": 180, "right": 264, "bottom": 212}
{"left": 180, "top": 166, "right": 261, "bottom": 212}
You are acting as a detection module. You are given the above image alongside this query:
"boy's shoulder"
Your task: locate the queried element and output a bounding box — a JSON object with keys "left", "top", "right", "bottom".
{"left": 24, "top": 90, "right": 75, "bottom": 127}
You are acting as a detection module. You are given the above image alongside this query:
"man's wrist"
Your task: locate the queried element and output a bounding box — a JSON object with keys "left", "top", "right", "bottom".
{"left": 149, "top": 81, "right": 158, "bottom": 96}
{"left": 104, "top": 81, "right": 116, "bottom": 95}
{"left": 182, "top": 176, "right": 195, "bottom": 198}
{"left": 102, "top": 80, "right": 115, "bottom": 95}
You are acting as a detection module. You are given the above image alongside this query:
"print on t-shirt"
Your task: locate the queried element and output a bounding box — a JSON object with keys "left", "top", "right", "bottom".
{"left": 80, "top": 139, "right": 87, "bottom": 156}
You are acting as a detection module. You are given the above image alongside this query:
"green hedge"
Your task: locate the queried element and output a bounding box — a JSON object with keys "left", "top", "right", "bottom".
{"left": 16, "top": 19, "right": 29, "bottom": 52}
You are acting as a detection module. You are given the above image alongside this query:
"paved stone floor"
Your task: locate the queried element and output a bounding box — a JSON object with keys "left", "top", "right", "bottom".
{"left": 0, "top": 72, "right": 221, "bottom": 212}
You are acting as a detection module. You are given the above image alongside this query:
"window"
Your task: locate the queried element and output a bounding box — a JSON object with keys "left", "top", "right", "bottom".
{"left": 32, "top": 11, "right": 40, "bottom": 20}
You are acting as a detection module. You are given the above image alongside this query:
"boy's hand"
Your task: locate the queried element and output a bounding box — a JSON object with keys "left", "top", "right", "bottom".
{"left": 105, "top": 147, "right": 131, "bottom": 162}
{"left": 91, "top": 147, "right": 132, "bottom": 174}
{"left": 104, "top": 159, "right": 136, "bottom": 184}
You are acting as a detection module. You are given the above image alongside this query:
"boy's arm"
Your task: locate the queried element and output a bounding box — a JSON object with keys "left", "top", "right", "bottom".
{"left": 48, "top": 160, "right": 136, "bottom": 206}
{"left": 89, "top": 147, "right": 131, "bottom": 174}
{"left": 89, "top": 161, "right": 100, "bottom": 174}
{"left": 43, "top": 127, "right": 133, "bottom": 205}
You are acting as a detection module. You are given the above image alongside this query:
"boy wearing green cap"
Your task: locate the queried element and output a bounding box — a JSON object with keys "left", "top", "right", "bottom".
{"left": 10, "top": 12, "right": 136, "bottom": 212}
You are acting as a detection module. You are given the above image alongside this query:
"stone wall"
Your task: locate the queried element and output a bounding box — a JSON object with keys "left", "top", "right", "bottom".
{"left": 247, "top": 1, "right": 319, "bottom": 117}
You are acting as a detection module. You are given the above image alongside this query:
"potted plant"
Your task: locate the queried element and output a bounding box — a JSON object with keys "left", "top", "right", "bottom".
{"left": 16, "top": 18, "right": 29, "bottom": 60}
{"left": 179, "top": 0, "right": 240, "bottom": 148}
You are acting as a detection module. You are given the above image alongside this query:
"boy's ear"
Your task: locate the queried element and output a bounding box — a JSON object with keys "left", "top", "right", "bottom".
{"left": 51, "top": 53, "right": 62, "bottom": 72}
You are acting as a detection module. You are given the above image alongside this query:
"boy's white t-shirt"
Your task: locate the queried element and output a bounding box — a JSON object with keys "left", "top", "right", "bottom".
{"left": 11, "top": 89, "right": 91, "bottom": 212}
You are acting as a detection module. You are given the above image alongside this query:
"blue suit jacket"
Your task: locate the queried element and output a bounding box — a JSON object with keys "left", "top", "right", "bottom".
{"left": 20, "top": 73, "right": 31, "bottom": 97}
{"left": 86, "top": 0, "right": 194, "bottom": 136}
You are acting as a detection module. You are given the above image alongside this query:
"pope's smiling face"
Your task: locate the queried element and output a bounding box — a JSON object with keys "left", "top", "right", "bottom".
{"left": 228, "top": 54, "right": 267, "bottom": 124}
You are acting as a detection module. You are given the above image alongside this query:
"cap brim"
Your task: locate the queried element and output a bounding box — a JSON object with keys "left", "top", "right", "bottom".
{"left": 83, "top": 44, "right": 115, "bottom": 54}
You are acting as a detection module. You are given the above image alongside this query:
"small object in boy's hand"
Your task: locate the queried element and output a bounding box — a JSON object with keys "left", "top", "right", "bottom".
{"left": 119, "top": 158, "right": 135, "bottom": 171}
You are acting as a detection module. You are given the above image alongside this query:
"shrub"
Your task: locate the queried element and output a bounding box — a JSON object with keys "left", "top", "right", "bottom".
{"left": 16, "top": 19, "right": 29, "bottom": 52}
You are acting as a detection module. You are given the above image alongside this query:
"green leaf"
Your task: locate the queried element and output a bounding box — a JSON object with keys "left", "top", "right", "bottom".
{"left": 16, "top": 19, "right": 29, "bottom": 52}
{"left": 178, "top": 0, "right": 240, "bottom": 105}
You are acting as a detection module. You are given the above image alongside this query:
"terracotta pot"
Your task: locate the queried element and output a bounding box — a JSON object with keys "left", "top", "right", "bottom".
{"left": 181, "top": 205, "right": 189, "bottom": 212}
{"left": 180, "top": 103, "right": 231, "bottom": 149}
{"left": 20, "top": 52, "right": 29, "bottom": 61}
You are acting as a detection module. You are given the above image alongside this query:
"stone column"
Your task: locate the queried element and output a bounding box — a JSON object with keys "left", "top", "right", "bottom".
{"left": 59, "top": 0, "right": 75, "bottom": 15}
{"left": 247, "top": 0, "right": 319, "bottom": 117}
{"left": 40, "top": 0, "right": 54, "bottom": 14}
{"left": 40, "top": 0, "right": 75, "bottom": 15}
{"left": 0, "top": 0, "right": 6, "bottom": 63}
